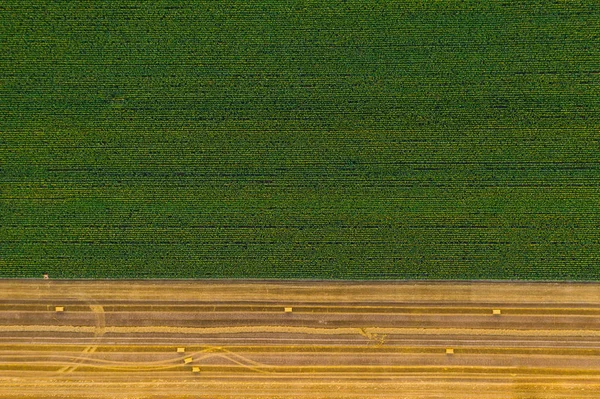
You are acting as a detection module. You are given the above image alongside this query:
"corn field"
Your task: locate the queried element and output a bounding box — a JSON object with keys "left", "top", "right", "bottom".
{"left": 1, "top": 1, "right": 600, "bottom": 279}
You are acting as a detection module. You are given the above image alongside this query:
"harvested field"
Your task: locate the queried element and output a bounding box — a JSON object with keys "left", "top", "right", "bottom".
{"left": 0, "top": 280, "right": 599, "bottom": 398}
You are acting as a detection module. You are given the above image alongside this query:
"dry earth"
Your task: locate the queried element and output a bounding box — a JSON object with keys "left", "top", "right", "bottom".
{"left": 0, "top": 280, "right": 599, "bottom": 398}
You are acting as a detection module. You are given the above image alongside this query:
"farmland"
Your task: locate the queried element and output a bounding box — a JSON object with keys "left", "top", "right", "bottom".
{"left": 1, "top": 280, "right": 600, "bottom": 398}
{"left": 2, "top": 1, "right": 600, "bottom": 279}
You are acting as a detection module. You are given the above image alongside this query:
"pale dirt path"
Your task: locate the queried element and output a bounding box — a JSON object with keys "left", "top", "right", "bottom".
{"left": 0, "top": 375, "right": 599, "bottom": 399}
{"left": 1, "top": 280, "right": 599, "bottom": 304}
{"left": 0, "top": 280, "right": 599, "bottom": 398}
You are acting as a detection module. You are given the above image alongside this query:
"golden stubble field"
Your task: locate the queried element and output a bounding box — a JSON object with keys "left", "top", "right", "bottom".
{"left": 0, "top": 280, "right": 599, "bottom": 398}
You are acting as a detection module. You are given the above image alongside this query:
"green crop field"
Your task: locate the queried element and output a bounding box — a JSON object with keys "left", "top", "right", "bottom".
{"left": 1, "top": 1, "right": 600, "bottom": 279}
